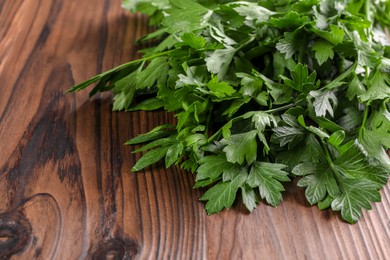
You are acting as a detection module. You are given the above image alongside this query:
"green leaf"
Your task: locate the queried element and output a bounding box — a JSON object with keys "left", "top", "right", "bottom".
{"left": 222, "top": 98, "right": 251, "bottom": 117}
{"left": 295, "top": 163, "right": 339, "bottom": 205}
{"left": 324, "top": 63, "right": 356, "bottom": 90}
{"left": 328, "top": 130, "right": 345, "bottom": 148}
{"left": 68, "top": 61, "right": 142, "bottom": 94}
{"left": 250, "top": 111, "right": 276, "bottom": 132}
{"left": 295, "top": 144, "right": 388, "bottom": 223}
{"left": 136, "top": 56, "right": 169, "bottom": 89}
{"left": 334, "top": 144, "right": 388, "bottom": 186}
{"left": 132, "top": 146, "right": 170, "bottom": 171}
{"left": 196, "top": 155, "right": 235, "bottom": 182}
{"left": 309, "top": 89, "right": 338, "bottom": 117}
{"left": 208, "top": 25, "right": 237, "bottom": 47}
{"left": 247, "top": 162, "right": 290, "bottom": 206}
{"left": 206, "top": 76, "right": 236, "bottom": 98}
{"left": 230, "top": 2, "right": 275, "bottom": 27}
{"left": 205, "top": 47, "right": 236, "bottom": 79}
{"left": 126, "top": 124, "right": 174, "bottom": 144}
{"left": 275, "top": 134, "right": 326, "bottom": 170}
{"left": 179, "top": 32, "right": 207, "bottom": 50}
{"left": 346, "top": 75, "right": 366, "bottom": 100}
{"left": 359, "top": 70, "right": 390, "bottom": 102}
{"left": 312, "top": 40, "right": 334, "bottom": 65}
{"left": 165, "top": 142, "right": 184, "bottom": 167}
{"left": 318, "top": 195, "right": 334, "bottom": 210}
{"left": 112, "top": 71, "right": 137, "bottom": 111}
{"left": 272, "top": 114, "right": 306, "bottom": 148}
{"left": 338, "top": 107, "right": 363, "bottom": 132}
{"left": 331, "top": 178, "right": 382, "bottom": 223}
{"left": 360, "top": 130, "right": 390, "bottom": 170}
{"left": 200, "top": 173, "right": 247, "bottom": 215}
{"left": 132, "top": 137, "right": 176, "bottom": 153}
{"left": 280, "top": 63, "right": 318, "bottom": 93}
{"left": 311, "top": 24, "right": 345, "bottom": 45}
{"left": 237, "top": 72, "right": 263, "bottom": 97}
{"left": 250, "top": 112, "right": 276, "bottom": 153}
{"left": 276, "top": 30, "right": 307, "bottom": 59}
{"left": 162, "top": 0, "right": 211, "bottom": 33}
{"left": 223, "top": 130, "right": 258, "bottom": 165}
{"left": 269, "top": 11, "right": 309, "bottom": 29}
{"left": 241, "top": 186, "right": 259, "bottom": 212}
{"left": 310, "top": 115, "right": 344, "bottom": 132}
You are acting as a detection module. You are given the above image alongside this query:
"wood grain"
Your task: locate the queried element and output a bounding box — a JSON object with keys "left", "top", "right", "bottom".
{"left": 0, "top": 0, "right": 389, "bottom": 259}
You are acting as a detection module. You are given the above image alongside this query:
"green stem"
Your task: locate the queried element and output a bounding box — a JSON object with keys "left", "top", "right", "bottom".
{"left": 112, "top": 50, "right": 175, "bottom": 71}
{"left": 359, "top": 104, "right": 370, "bottom": 140}
{"left": 236, "top": 36, "right": 256, "bottom": 52}
{"left": 366, "top": 0, "right": 372, "bottom": 23}
{"left": 265, "top": 98, "right": 305, "bottom": 114}
{"left": 321, "top": 140, "right": 334, "bottom": 167}
{"left": 365, "top": 0, "right": 373, "bottom": 43}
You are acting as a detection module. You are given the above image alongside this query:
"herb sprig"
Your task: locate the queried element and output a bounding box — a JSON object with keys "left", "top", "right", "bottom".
{"left": 69, "top": 0, "right": 390, "bottom": 223}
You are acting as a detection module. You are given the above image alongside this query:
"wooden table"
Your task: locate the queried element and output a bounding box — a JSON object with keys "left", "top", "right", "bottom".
{"left": 1, "top": 0, "right": 389, "bottom": 259}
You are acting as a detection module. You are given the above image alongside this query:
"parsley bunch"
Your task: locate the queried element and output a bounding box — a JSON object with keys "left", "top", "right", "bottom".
{"left": 69, "top": 0, "right": 390, "bottom": 223}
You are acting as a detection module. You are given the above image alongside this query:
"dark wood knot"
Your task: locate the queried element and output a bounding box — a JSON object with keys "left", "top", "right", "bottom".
{"left": 0, "top": 212, "right": 31, "bottom": 259}
{"left": 91, "top": 238, "right": 139, "bottom": 260}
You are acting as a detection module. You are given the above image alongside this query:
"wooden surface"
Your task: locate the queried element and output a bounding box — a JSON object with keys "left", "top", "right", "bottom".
{"left": 1, "top": 0, "right": 390, "bottom": 259}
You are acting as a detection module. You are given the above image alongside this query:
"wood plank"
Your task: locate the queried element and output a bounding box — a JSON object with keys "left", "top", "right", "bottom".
{"left": 0, "top": 0, "right": 389, "bottom": 259}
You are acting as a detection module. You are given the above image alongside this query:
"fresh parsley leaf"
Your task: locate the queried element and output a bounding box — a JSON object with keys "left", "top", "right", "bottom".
{"left": 275, "top": 134, "right": 326, "bottom": 170}
{"left": 206, "top": 76, "right": 236, "bottom": 98}
{"left": 178, "top": 32, "right": 207, "bottom": 50}
{"left": 294, "top": 162, "right": 339, "bottom": 205}
{"left": 269, "top": 11, "right": 309, "bottom": 30}
{"left": 200, "top": 171, "right": 247, "bottom": 214}
{"left": 310, "top": 24, "right": 345, "bottom": 45}
{"left": 280, "top": 63, "right": 319, "bottom": 93}
{"left": 196, "top": 155, "right": 235, "bottom": 182}
{"left": 162, "top": 0, "right": 211, "bottom": 34}
{"left": 295, "top": 144, "right": 388, "bottom": 223}
{"left": 136, "top": 56, "right": 169, "bottom": 89}
{"left": 126, "top": 124, "right": 174, "bottom": 145}
{"left": 359, "top": 70, "right": 390, "bottom": 102}
{"left": 309, "top": 89, "right": 338, "bottom": 117}
{"left": 312, "top": 39, "right": 335, "bottom": 65}
{"left": 276, "top": 30, "right": 307, "bottom": 59}
{"left": 132, "top": 146, "right": 170, "bottom": 171}
{"left": 205, "top": 47, "right": 236, "bottom": 79}
{"left": 229, "top": 1, "right": 275, "bottom": 27}
{"left": 331, "top": 178, "right": 382, "bottom": 224}
{"left": 223, "top": 130, "right": 258, "bottom": 165}
{"left": 247, "top": 162, "right": 290, "bottom": 206}
{"left": 241, "top": 185, "right": 259, "bottom": 212}
{"left": 272, "top": 114, "right": 306, "bottom": 148}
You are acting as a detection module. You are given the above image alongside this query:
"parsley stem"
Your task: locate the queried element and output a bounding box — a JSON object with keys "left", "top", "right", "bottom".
{"left": 366, "top": 0, "right": 372, "bottom": 23}
{"left": 359, "top": 104, "right": 370, "bottom": 140}
{"left": 236, "top": 36, "right": 256, "bottom": 52}
{"left": 115, "top": 50, "right": 175, "bottom": 71}
{"left": 265, "top": 98, "right": 306, "bottom": 114}
{"left": 321, "top": 140, "right": 334, "bottom": 167}
{"left": 365, "top": 0, "right": 373, "bottom": 43}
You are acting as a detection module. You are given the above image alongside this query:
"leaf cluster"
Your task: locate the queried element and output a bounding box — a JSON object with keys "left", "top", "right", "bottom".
{"left": 70, "top": 0, "right": 390, "bottom": 223}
